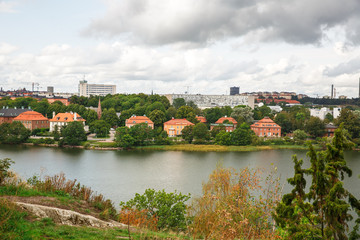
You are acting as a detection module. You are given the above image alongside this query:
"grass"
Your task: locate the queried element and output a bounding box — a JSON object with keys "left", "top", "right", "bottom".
{"left": 0, "top": 198, "right": 186, "bottom": 240}
{"left": 135, "top": 144, "right": 312, "bottom": 152}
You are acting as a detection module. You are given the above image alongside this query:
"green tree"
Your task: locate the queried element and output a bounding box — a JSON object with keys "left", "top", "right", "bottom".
{"left": 336, "top": 108, "right": 360, "bottom": 139}
{"left": 166, "top": 106, "right": 177, "bottom": 120}
{"left": 149, "top": 109, "right": 166, "bottom": 128}
{"left": 293, "top": 129, "right": 307, "bottom": 145}
{"left": 129, "top": 123, "right": 154, "bottom": 146}
{"left": 0, "top": 122, "right": 31, "bottom": 144}
{"left": 0, "top": 158, "right": 14, "bottom": 185}
{"left": 215, "top": 130, "right": 231, "bottom": 145}
{"left": 231, "top": 106, "right": 254, "bottom": 125}
{"left": 193, "top": 122, "right": 210, "bottom": 143}
{"left": 181, "top": 125, "right": 194, "bottom": 143}
{"left": 52, "top": 125, "right": 60, "bottom": 141}
{"left": 204, "top": 107, "right": 222, "bottom": 123}
{"left": 274, "top": 112, "right": 293, "bottom": 134}
{"left": 173, "top": 98, "right": 186, "bottom": 109}
{"left": 101, "top": 108, "right": 119, "bottom": 127}
{"left": 61, "top": 121, "right": 87, "bottom": 146}
{"left": 175, "top": 106, "right": 199, "bottom": 124}
{"left": 84, "top": 109, "right": 98, "bottom": 125}
{"left": 89, "top": 120, "right": 110, "bottom": 137}
{"left": 274, "top": 126, "right": 360, "bottom": 239}
{"left": 231, "top": 123, "right": 252, "bottom": 146}
{"left": 146, "top": 102, "right": 166, "bottom": 116}
{"left": 305, "top": 117, "right": 325, "bottom": 138}
{"left": 115, "top": 127, "right": 135, "bottom": 148}
{"left": 31, "top": 99, "right": 50, "bottom": 116}
{"left": 119, "top": 189, "right": 190, "bottom": 231}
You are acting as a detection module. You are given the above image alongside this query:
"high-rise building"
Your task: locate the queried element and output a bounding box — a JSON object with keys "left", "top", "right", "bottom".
{"left": 78, "top": 80, "right": 116, "bottom": 97}
{"left": 230, "top": 87, "right": 240, "bottom": 95}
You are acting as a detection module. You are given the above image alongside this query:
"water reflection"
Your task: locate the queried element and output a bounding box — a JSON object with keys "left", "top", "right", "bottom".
{"left": 0, "top": 144, "right": 359, "bottom": 207}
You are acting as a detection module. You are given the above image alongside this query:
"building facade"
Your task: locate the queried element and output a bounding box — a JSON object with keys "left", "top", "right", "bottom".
{"left": 210, "top": 116, "right": 238, "bottom": 132}
{"left": 251, "top": 117, "right": 281, "bottom": 137}
{"left": 78, "top": 80, "right": 116, "bottom": 97}
{"left": 163, "top": 118, "right": 194, "bottom": 137}
{"left": 0, "top": 107, "right": 32, "bottom": 124}
{"left": 164, "top": 94, "right": 255, "bottom": 109}
{"left": 125, "top": 115, "right": 154, "bottom": 129}
{"left": 49, "top": 112, "right": 86, "bottom": 132}
{"left": 13, "top": 111, "right": 49, "bottom": 130}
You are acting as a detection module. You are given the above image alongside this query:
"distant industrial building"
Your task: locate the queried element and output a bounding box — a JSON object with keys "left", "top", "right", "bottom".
{"left": 78, "top": 80, "right": 116, "bottom": 97}
{"left": 165, "top": 94, "right": 255, "bottom": 109}
{"left": 230, "top": 87, "right": 240, "bottom": 95}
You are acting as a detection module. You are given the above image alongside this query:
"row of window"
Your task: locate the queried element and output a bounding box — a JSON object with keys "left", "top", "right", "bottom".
{"left": 21, "top": 120, "right": 47, "bottom": 124}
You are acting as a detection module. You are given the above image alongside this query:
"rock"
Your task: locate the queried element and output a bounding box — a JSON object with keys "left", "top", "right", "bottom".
{"left": 16, "top": 202, "right": 127, "bottom": 229}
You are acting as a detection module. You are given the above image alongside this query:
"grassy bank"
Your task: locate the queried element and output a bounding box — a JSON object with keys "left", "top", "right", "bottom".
{"left": 136, "top": 144, "right": 312, "bottom": 152}
{"left": 0, "top": 172, "right": 188, "bottom": 240}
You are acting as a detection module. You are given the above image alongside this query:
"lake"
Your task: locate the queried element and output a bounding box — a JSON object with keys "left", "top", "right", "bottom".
{"left": 0, "top": 144, "right": 359, "bottom": 207}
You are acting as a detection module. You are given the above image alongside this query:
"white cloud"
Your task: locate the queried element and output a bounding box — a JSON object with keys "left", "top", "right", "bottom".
{"left": 0, "top": 42, "right": 18, "bottom": 55}
{"left": 0, "top": 1, "right": 18, "bottom": 13}
{"left": 83, "top": 0, "right": 360, "bottom": 46}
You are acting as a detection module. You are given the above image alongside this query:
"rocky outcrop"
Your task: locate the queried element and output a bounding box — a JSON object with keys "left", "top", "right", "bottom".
{"left": 16, "top": 202, "right": 127, "bottom": 229}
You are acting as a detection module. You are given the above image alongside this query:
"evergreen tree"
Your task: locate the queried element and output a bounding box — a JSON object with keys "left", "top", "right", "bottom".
{"left": 274, "top": 125, "right": 360, "bottom": 240}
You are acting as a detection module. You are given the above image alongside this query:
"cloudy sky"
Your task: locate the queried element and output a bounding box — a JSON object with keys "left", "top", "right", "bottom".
{"left": 1, "top": 0, "right": 360, "bottom": 97}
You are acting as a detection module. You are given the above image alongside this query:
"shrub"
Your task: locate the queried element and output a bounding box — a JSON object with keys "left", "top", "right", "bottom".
{"left": 0, "top": 158, "right": 14, "bottom": 185}
{"left": 189, "top": 165, "right": 282, "bottom": 239}
{"left": 119, "top": 189, "right": 190, "bottom": 231}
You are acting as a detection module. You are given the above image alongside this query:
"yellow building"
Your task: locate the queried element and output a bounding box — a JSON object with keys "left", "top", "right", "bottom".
{"left": 163, "top": 118, "right": 194, "bottom": 137}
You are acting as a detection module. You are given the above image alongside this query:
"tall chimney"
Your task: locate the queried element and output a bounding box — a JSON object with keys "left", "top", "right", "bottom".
{"left": 331, "top": 84, "right": 334, "bottom": 99}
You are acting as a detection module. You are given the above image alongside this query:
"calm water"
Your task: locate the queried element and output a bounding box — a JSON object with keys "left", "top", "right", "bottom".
{"left": 0, "top": 145, "right": 359, "bottom": 207}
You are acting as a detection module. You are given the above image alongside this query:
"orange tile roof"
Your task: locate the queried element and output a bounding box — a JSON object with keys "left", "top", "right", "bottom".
{"left": 251, "top": 117, "right": 281, "bottom": 128}
{"left": 126, "top": 115, "right": 154, "bottom": 124}
{"left": 14, "top": 111, "right": 48, "bottom": 121}
{"left": 164, "top": 118, "right": 194, "bottom": 125}
{"left": 49, "top": 112, "right": 85, "bottom": 122}
{"left": 215, "top": 117, "right": 237, "bottom": 124}
{"left": 196, "top": 116, "right": 207, "bottom": 123}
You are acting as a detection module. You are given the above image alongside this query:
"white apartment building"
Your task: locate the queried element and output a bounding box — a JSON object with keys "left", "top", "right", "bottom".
{"left": 310, "top": 107, "right": 342, "bottom": 120}
{"left": 78, "top": 80, "right": 116, "bottom": 97}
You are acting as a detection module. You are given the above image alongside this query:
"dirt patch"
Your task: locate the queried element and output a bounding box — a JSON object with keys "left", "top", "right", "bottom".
{"left": 1, "top": 195, "right": 106, "bottom": 220}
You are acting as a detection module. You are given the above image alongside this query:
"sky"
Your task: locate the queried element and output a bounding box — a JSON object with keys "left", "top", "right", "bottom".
{"left": 1, "top": 0, "right": 360, "bottom": 98}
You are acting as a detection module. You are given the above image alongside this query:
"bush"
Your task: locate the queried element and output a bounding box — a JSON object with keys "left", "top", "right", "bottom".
{"left": 0, "top": 158, "right": 14, "bottom": 185}
{"left": 189, "top": 166, "right": 282, "bottom": 239}
{"left": 119, "top": 189, "right": 190, "bottom": 231}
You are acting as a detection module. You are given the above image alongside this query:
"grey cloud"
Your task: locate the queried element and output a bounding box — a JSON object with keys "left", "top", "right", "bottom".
{"left": 83, "top": 0, "right": 360, "bottom": 46}
{"left": 324, "top": 57, "right": 360, "bottom": 77}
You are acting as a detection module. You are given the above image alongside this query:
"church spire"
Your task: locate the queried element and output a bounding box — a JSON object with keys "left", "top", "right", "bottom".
{"left": 97, "top": 97, "right": 102, "bottom": 120}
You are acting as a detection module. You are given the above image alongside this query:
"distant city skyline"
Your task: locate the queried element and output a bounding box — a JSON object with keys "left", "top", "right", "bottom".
{"left": 1, "top": 0, "right": 360, "bottom": 97}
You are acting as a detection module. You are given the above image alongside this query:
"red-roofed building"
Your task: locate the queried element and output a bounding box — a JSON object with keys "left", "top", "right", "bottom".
{"left": 13, "top": 111, "right": 49, "bottom": 130}
{"left": 164, "top": 118, "right": 194, "bottom": 137}
{"left": 256, "top": 99, "right": 300, "bottom": 105}
{"left": 125, "top": 115, "right": 154, "bottom": 129}
{"left": 49, "top": 112, "right": 86, "bottom": 132}
{"left": 210, "top": 116, "right": 238, "bottom": 132}
{"left": 196, "top": 116, "right": 207, "bottom": 123}
{"left": 251, "top": 117, "right": 281, "bottom": 137}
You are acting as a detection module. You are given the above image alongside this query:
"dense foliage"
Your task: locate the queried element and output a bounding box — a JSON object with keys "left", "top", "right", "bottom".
{"left": 189, "top": 165, "right": 282, "bottom": 239}
{"left": 60, "top": 121, "right": 87, "bottom": 146}
{"left": 0, "top": 121, "right": 31, "bottom": 144}
{"left": 119, "top": 189, "right": 190, "bottom": 231}
{"left": 274, "top": 125, "right": 360, "bottom": 239}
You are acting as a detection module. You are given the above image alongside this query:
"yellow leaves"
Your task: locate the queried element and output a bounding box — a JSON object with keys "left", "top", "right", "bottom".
{"left": 189, "top": 165, "right": 282, "bottom": 239}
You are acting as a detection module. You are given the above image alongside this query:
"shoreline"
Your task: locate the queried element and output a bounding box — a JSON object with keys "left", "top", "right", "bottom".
{"left": 18, "top": 142, "right": 316, "bottom": 152}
